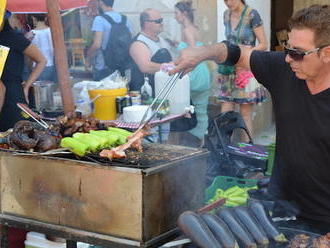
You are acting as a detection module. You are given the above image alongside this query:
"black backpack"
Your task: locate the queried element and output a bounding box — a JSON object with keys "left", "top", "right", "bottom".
{"left": 101, "top": 14, "right": 132, "bottom": 76}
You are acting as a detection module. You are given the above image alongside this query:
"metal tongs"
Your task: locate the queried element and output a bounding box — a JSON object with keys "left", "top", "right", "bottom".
{"left": 137, "top": 71, "right": 183, "bottom": 131}
{"left": 17, "top": 103, "right": 49, "bottom": 129}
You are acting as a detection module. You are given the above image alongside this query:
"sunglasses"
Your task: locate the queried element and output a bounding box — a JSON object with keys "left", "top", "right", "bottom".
{"left": 146, "top": 18, "right": 163, "bottom": 24}
{"left": 284, "top": 44, "right": 329, "bottom": 61}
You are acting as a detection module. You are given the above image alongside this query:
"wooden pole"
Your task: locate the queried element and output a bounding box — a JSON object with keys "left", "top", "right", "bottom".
{"left": 46, "top": 0, "right": 75, "bottom": 114}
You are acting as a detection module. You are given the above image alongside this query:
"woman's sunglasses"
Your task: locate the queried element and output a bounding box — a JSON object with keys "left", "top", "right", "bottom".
{"left": 146, "top": 18, "right": 163, "bottom": 24}
{"left": 284, "top": 44, "right": 329, "bottom": 61}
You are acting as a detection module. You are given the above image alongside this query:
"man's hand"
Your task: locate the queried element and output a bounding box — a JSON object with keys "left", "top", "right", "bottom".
{"left": 170, "top": 46, "right": 208, "bottom": 75}
{"left": 160, "top": 62, "right": 175, "bottom": 73}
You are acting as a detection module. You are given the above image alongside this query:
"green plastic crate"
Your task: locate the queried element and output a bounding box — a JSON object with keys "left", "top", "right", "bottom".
{"left": 205, "top": 176, "right": 257, "bottom": 202}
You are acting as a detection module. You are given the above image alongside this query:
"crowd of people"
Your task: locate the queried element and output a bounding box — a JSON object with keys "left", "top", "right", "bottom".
{"left": 84, "top": 0, "right": 269, "bottom": 146}
{"left": 0, "top": 0, "right": 271, "bottom": 146}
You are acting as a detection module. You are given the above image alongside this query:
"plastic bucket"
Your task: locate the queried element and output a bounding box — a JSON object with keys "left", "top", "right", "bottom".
{"left": 88, "top": 88, "right": 127, "bottom": 120}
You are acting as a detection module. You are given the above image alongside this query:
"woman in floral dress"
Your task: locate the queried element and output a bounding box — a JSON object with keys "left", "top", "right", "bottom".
{"left": 217, "top": 0, "right": 268, "bottom": 140}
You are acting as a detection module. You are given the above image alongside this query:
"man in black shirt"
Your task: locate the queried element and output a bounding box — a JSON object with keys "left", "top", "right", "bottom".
{"left": 172, "top": 5, "right": 330, "bottom": 226}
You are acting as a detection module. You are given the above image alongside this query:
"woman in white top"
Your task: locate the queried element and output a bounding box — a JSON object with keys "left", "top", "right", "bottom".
{"left": 30, "top": 14, "right": 56, "bottom": 82}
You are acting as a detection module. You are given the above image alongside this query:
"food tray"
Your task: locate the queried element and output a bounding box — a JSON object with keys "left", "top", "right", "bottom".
{"left": 205, "top": 176, "right": 257, "bottom": 202}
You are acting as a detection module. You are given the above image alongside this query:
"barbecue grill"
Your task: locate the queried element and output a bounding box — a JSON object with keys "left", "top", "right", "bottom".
{"left": 0, "top": 144, "right": 209, "bottom": 247}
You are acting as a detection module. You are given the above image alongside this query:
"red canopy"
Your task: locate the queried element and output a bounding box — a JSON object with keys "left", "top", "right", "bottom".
{"left": 7, "top": 0, "right": 88, "bottom": 13}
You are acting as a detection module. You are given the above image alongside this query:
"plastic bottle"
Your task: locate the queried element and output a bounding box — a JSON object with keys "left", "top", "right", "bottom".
{"left": 155, "top": 71, "right": 190, "bottom": 115}
{"left": 140, "top": 77, "right": 153, "bottom": 104}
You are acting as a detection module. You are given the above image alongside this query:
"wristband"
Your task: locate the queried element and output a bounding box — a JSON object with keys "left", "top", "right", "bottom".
{"left": 220, "top": 40, "right": 241, "bottom": 66}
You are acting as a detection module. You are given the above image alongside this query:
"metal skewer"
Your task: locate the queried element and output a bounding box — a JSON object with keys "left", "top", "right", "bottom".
{"left": 39, "top": 117, "right": 49, "bottom": 129}
{"left": 137, "top": 72, "right": 183, "bottom": 131}
{"left": 17, "top": 103, "right": 49, "bottom": 129}
{"left": 18, "top": 103, "right": 49, "bottom": 128}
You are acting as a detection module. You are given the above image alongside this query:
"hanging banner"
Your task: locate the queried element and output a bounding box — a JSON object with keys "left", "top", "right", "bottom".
{"left": 6, "top": 0, "right": 87, "bottom": 13}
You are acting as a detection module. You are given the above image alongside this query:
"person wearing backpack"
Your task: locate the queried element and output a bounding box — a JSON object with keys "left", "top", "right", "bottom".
{"left": 86, "top": 0, "right": 133, "bottom": 81}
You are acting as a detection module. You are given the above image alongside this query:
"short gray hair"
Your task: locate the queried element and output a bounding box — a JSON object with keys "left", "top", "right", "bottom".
{"left": 288, "top": 5, "right": 330, "bottom": 47}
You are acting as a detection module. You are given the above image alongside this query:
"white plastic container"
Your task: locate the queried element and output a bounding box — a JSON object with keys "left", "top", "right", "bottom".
{"left": 24, "top": 232, "right": 66, "bottom": 248}
{"left": 155, "top": 71, "right": 190, "bottom": 115}
{"left": 123, "top": 105, "right": 153, "bottom": 123}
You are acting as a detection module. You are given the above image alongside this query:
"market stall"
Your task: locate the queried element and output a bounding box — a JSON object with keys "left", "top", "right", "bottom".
{"left": 0, "top": 142, "right": 209, "bottom": 247}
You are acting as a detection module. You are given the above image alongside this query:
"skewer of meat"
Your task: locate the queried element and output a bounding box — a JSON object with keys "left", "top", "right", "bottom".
{"left": 99, "top": 73, "right": 183, "bottom": 160}
{"left": 99, "top": 127, "right": 150, "bottom": 160}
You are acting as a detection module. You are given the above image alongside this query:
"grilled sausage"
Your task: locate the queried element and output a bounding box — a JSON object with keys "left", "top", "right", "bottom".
{"left": 178, "top": 211, "right": 222, "bottom": 248}
{"left": 201, "top": 213, "right": 238, "bottom": 248}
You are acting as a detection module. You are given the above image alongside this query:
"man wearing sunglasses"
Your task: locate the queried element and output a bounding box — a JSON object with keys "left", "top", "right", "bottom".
{"left": 129, "top": 8, "right": 174, "bottom": 91}
{"left": 172, "top": 5, "right": 330, "bottom": 231}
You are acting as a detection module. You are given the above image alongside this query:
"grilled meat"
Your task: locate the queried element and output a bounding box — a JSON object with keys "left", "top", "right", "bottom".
{"left": 288, "top": 234, "right": 311, "bottom": 248}
{"left": 99, "top": 149, "right": 126, "bottom": 159}
{"left": 289, "top": 233, "right": 330, "bottom": 248}
{"left": 7, "top": 121, "right": 60, "bottom": 152}
{"left": 4, "top": 111, "right": 106, "bottom": 152}
{"left": 54, "top": 112, "right": 106, "bottom": 137}
{"left": 34, "top": 130, "right": 60, "bottom": 152}
{"left": 312, "top": 233, "right": 330, "bottom": 248}
{"left": 99, "top": 127, "right": 150, "bottom": 160}
{"left": 9, "top": 120, "right": 39, "bottom": 150}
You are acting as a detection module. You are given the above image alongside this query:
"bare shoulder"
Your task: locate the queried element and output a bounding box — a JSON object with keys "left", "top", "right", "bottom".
{"left": 183, "top": 26, "right": 201, "bottom": 43}
{"left": 183, "top": 26, "right": 197, "bottom": 35}
{"left": 129, "top": 41, "right": 151, "bottom": 56}
{"left": 130, "top": 40, "right": 149, "bottom": 49}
